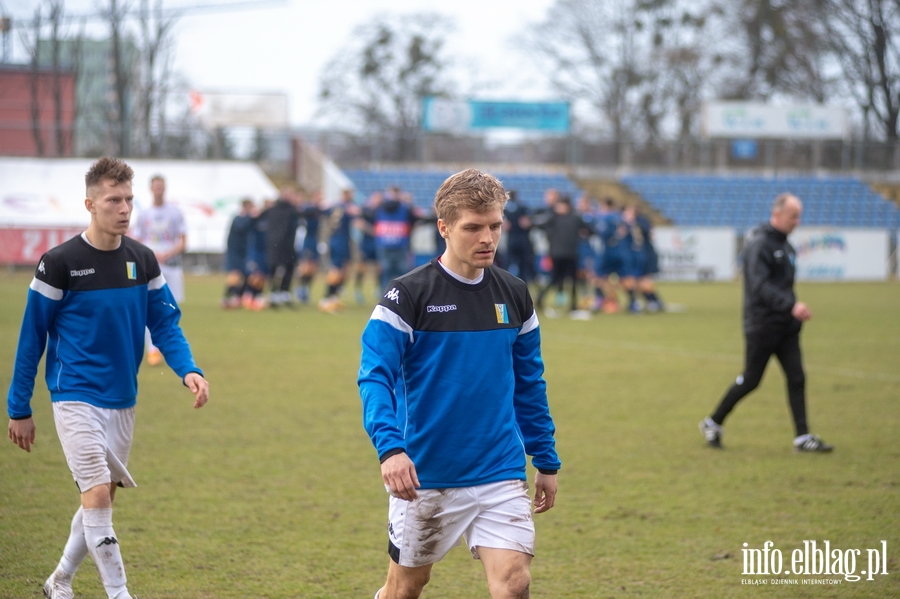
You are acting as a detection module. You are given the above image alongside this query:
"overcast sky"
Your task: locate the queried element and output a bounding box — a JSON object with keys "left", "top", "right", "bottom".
{"left": 2, "top": 0, "right": 558, "bottom": 126}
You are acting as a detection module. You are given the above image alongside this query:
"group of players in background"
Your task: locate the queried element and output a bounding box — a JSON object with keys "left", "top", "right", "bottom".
{"left": 222, "top": 185, "right": 423, "bottom": 313}
{"left": 221, "top": 183, "right": 664, "bottom": 317}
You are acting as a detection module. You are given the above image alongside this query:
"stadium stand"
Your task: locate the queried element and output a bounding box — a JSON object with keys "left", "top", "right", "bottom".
{"left": 344, "top": 169, "right": 582, "bottom": 211}
{"left": 345, "top": 170, "right": 900, "bottom": 230}
{"left": 621, "top": 174, "right": 900, "bottom": 229}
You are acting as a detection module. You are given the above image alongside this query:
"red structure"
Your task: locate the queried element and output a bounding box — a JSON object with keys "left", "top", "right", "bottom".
{"left": 0, "top": 65, "right": 76, "bottom": 157}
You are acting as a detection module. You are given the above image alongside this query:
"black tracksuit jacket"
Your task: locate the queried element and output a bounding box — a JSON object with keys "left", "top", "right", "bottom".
{"left": 741, "top": 223, "right": 800, "bottom": 334}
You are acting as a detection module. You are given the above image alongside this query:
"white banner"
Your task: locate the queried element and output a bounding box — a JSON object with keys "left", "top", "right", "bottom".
{"left": 703, "top": 102, "right": 848, "bottom": 140}
{"left": 654, "top": 227, "right": 737, "bottom": 281}
{"left": 0, "top": 158, "right": 278, "bottom": 255}
{"left": 789, "top": 228, "right": 889, "bottom": 281}
{"left": 189, "top": 90, "right": 288, "bottom": 128}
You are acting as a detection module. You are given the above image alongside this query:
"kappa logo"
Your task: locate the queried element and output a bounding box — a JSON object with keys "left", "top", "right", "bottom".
{"left": 427, "top": 304, "right": 457, "bottom": 313}
{"left": 96, "top": 536, "right": 119, "bottom": 548}
{"left": 38, "top": 261, "right": 46, "bottom": 274}
{"left": 69, "top": 268, "right": 96, "bottom": 277}
{"left": 384, "top": 287, "right": 401, "bottom": 304}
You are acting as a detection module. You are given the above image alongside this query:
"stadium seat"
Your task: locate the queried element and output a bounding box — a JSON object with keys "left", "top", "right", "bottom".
{"left": 620, "top": 174, "right": 900, "bottom": 229}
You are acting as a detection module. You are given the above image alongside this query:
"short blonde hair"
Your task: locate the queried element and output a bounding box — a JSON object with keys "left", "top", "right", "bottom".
{"left": 433, "top": 169, "right": 508, "bottom": 225}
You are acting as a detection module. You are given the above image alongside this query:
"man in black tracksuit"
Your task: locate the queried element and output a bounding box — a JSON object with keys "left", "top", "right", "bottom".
{"left": 262, "top": 190, "right": 300, "bottom": 307}
{"left": 532, "top": 196, "right": 590, "bottom": 314}
{"left": 699, "top": 193, "right": 833, "bottom": 452}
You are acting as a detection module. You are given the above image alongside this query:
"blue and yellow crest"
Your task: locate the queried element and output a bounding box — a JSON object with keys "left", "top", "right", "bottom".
{"left": 494, "top": 303, "right": 509, "bottom": 324}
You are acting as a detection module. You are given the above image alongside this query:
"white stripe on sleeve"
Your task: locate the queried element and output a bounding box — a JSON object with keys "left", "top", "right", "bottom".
{"left": 30, "top": 277, "right": 63, "bottom": 301}
{"left": 148, "top": 273, "right": 167, "bottom": 290}
{"left": 519, "top": 310, "right": 539, "bottom": 335}
{"left": 370, "top": 305, "right": 414, "bottom": 344}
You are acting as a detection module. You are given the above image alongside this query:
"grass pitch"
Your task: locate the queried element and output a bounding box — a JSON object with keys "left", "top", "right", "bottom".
{"left": 0, "top": 272, "right": 898, "bottom": 598}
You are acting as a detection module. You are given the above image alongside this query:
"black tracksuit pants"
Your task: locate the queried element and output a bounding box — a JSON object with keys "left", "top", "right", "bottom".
{"left": 712, "top": 324, "right": 808, "bottom": 437}
{"left": 536, "top": 257, "right": 578, "bottom": 312}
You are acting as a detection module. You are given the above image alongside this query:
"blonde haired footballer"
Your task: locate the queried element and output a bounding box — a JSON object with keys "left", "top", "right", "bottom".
{"left": 358, "top": 169, "right": 560, "bottom": 599}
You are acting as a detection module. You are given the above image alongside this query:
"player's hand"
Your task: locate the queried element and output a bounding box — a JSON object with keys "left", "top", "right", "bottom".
{"left": 381, "top": 452, "right": 420, "bottom": 501}
{"left": 533, "top": 472, "right": 558, "bottom": 513}
{"left": 791, "top": 302, "right": 811, "bottom": 321}
{"left": 8, "top": 417, "right": 36, "bottom": 453}
{"left": 184, "top": 372, "right": 209, "bottom": 409}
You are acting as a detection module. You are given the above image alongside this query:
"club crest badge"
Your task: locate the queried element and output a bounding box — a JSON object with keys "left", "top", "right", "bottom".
{"left": 495, "top": 303, "right": 508, "bottom": 324}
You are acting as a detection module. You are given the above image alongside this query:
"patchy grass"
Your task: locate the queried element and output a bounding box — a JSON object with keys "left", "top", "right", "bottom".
{"left": 1, "top": 273, "right": 898, "bottom": 598}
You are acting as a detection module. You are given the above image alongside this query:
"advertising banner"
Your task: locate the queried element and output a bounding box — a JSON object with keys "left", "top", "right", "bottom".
{"left": 0, "top": 158, "right": 278, "bottom": 260}
{"left": 189, "top": 90, "right": 288, "bottom": 128}
{"left": 422, "top": 97, "right": 570, "bottom": 133}
{"left": 789, "top": 228, "right": 889, "bottom": 281}
{"left": 0, "top": 227, "right": 85, "bottom": 265}
{"left": 703, "top": 102, "right": 848, "bottom": 139}
{"left": 654, "top": 227, "right": 737, "bottom": 281}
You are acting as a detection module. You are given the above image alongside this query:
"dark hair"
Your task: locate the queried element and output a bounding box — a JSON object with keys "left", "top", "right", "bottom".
{"left": 85, "top": 157, "right": 134, "bottom": 190}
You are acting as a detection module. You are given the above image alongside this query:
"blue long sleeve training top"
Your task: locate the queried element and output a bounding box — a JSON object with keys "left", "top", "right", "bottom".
{"left": 358, "top": 258, "right": 561, "bottom": 489}
{"left": 7, "top": 234, "right": 202, "bottom": 419}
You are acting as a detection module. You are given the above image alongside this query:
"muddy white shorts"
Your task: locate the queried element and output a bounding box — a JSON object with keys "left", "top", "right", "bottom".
{"left": 52, "top": 401, "right": 137, "bottom": 493}
{"left": 387, "top": 479, "right": 535, "bottom": 568}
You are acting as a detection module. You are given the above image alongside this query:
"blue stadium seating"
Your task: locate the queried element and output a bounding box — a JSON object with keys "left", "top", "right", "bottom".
{"left": 621, "top": 175, "right": 900, "bottom": 229}
{"left": 345, "top": 170, "right": 900, "bottom": 229}
{"left": 344, "top": 169, "right": 582, "bottom": 212}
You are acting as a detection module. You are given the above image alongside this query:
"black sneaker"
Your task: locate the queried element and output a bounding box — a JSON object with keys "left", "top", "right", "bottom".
{"left": 794, "top": 434, "right": 834, "bottom": 453}
{"left": 699, "top": 418, "right": 722, "bottom": 448}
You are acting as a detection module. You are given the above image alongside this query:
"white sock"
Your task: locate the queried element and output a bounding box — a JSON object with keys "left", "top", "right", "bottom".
{"left": 83, "top": 508, "right": 129, "bottom": 599}
{"left": 58, "top": 506, "right": 88, "bottom": 575}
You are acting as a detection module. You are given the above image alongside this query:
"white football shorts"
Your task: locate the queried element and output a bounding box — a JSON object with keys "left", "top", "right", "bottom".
{"left": 52, "top": 401, "right": 137, "bottom": 493}
{"left": 387, "top": 479, "right": 535, "bottom": 568}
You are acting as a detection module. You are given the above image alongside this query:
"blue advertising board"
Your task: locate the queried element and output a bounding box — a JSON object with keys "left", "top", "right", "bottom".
{"left": 422, "top": 97, "right": 570, "bottom": 133}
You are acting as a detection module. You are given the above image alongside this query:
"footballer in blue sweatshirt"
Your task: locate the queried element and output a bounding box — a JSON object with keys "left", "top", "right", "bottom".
{"left": 358, "top": 169, "right": 560, "bottom": 599}
{"left": 7, "top": 157, "right": 208, "bottom": 599}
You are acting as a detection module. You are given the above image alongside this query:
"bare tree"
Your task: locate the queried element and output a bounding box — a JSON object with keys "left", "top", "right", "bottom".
{"left": 524, "top": 0, "right": 839, "bottom": 143}
{"left": 46, "top": 0, "right": 67, "bottom": 155}
{"left": 66, "top": 22, "right": 85, "bottom": 157}
{"left": 822, "top": 0, "right": 900, "bottom": 140}
{"left": 721, "top": 0, "right": 835, "bottom": 102}
{"left": 318, "top": 13, "right": 457, "bottom": 161}
{"left": 101, "top": 0, "right": 133, "bottom": 155}
{"left": 523, "top": 0, "right": 657, "bottom": 145}
{"left": 29, "top": 5, "right": 45, "bottom": 157}
{"left": 136, "top": 0, "right": 177, "bottom": 156}
{"left": 638, "top": 1, "right": 731, "bottom": 142}
{"left": 30, "top": 2, "right": 85, "bottom": 157}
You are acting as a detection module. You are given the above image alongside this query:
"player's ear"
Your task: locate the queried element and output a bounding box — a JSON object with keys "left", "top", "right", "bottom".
{"left": 84, "top": 197, "right": 95, "bottom": 213}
